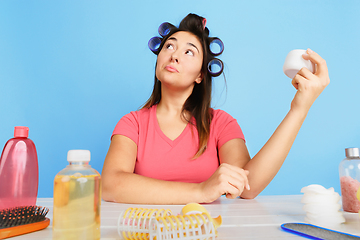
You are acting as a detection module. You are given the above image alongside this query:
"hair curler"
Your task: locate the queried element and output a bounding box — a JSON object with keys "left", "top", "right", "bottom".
{"left": 117, "top": 203, "right": 222, "bottom": 240}
{"left": 208, "top": 58, "right": 224, "bottom": 77}
{"left": 148, "top": 37, "right": 162, "bottom": 54}
{"left": 209, "top": 38, "right": 224, "bottom": 56}
{"left": 158, "top": 22, "right": 174, "bottom": 37}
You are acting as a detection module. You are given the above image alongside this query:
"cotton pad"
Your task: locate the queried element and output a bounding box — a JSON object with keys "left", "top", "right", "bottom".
{"left": 301, "top": 184, "right": 345, "bottom": 226}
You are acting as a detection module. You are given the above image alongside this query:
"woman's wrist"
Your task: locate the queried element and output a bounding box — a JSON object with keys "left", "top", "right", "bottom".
{"left": 192, "top": 182, "right": 206, "bottom": 203}
{"left": 289, "top": 102, "right": 310, "bottom": 121}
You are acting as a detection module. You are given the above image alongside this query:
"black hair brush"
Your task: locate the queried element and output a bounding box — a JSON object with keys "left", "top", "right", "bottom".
{"left": 0, "top": 206, "right": 50, "bottom": 239}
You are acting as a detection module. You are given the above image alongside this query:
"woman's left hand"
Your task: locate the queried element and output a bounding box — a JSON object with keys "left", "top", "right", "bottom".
{"left": 290, "top": 49, "right": 330, "bottom": 113}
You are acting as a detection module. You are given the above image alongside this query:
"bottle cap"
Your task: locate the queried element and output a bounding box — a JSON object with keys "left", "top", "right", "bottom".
{"left": 14, "top": 126, "right": 29, "bottom": 138}
{"left": 67, "top": 150, "right": 91, "bottom": 162}
{"left": 345, "top": 148, "right": 360, "bottom": 158}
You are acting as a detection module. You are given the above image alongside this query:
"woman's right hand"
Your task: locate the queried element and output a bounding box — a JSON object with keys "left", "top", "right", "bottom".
{"left": 199, "top": 163, "right": 250, "bottom": 203}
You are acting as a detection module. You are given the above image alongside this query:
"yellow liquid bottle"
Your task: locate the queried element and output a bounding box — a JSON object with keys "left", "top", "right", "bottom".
{"left": 53, "top": 150, "right": 101, "bottom": 240}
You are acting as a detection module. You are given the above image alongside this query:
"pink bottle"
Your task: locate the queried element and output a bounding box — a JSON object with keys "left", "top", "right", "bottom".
{"left": 0, "top": 126, "right": 39, "bottom": 210}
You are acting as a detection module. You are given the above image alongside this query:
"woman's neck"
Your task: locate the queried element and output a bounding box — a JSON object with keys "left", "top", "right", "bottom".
{"left": 157, "top": 100, "right": 184, "bottom": 119}
{"left": 157, "top": 84, "right": 193, "bottom": 117}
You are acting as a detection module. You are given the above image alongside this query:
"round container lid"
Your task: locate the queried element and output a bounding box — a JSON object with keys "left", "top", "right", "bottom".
{"left": 67, "top": 150, "right": 91, "bottom": 162}
{"left": 14, "top": 126, "right": 29, "bottom": 138}
{"left": 345, "top": 148, "right": 360, "bottom": 158}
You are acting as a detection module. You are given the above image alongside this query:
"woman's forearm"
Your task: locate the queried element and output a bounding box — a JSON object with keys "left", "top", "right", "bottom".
{"left": 241, "top": 107, "right": 308, "bottom": 199}
{"left": 102, "top": 171, "right": 202, "bottom": 204}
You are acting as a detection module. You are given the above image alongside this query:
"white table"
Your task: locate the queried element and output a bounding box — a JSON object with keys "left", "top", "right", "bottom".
{"left": 7, "top": 195, "right": 360, "bottom": 239}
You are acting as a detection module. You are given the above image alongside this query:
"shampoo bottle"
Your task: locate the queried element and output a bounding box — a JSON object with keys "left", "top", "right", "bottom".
{"left": 0, "top": 126, "right": 39, "bottom": 210}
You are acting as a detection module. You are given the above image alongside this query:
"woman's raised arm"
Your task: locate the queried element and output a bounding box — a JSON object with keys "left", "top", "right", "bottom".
{"left": 240, "top": 49, "right": 330, "bottom": 199}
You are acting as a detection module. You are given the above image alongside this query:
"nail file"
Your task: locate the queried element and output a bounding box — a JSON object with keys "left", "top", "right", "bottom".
{"left": 281, "top": 223, "right": 360, "bottom": 240}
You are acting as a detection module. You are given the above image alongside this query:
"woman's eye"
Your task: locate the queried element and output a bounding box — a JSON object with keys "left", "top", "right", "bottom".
{"left": 166, "top": 43, "right": 174, "bottom": 50}
{"left": 185, "top": 50, "right": 194, "bottom": 56}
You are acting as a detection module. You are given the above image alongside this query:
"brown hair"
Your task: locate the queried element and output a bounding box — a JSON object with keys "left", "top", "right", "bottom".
{"left": 143, "top": 13, "right": 222, "bottom": 158}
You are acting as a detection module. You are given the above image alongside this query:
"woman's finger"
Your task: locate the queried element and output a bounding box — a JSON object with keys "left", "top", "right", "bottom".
{"left": 291, "top": 73, "right": 306, "bottom": 90}
{"left": 239, "top": 169, "right": 250, "bottom": 190}
{"left": 225, "top": 185, "right": 241, "bottom": 199}
{"left": 227, "top": 170, "right": 250, "bottom": 195}
{"left": 226, "top": 165, "right": 250, "bottom": 191}
{"left": 297, "top": 67, "right": 314, "bottom": 80}
{"left": 303, "top": 49, "right": 328, "bottom": 76}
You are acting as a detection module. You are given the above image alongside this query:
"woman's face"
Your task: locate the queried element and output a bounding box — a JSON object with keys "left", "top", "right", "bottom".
{"left": 155, "top": 31, "right": 204, "bottom": 91}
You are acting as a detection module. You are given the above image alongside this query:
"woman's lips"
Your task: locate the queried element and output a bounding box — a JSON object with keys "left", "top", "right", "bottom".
{"left": 165, "top": 65, "right": 179, "bottom": 73}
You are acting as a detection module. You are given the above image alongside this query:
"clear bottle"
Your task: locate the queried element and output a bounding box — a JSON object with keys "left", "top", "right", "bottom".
{"left": 339, "top": 148, "right": 360, "bottom": 212}
{"left": 53, "top": 150, "right": 101, "bottom": 240}
{"left": 0, "top": 126, "right": 38, "bottom": 210}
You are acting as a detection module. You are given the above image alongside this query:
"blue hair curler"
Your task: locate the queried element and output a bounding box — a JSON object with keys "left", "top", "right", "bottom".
{"left": 158, "top": 22, "right": 173, "bottom": 37}
{"left": 208, "top": 58, "right": 223, "bottom": 77}
{"left": 209, "top": 38, "right": 224, "bottom": 56}
{"left": 148, "top": 37, "right": 162, "bottom": 54}
{"left": 149, "top": 21, "right": 225, "bottom": 75}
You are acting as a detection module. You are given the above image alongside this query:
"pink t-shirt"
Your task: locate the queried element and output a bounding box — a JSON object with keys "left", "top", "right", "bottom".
{"left": 112, "top": 105, "right": 245, "bottom": 183}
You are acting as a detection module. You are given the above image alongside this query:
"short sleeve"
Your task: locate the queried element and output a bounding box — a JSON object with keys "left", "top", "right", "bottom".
{"left": 212, "top": 110, "right": 245, "bottom": 149}
{"left": 112, "top": 111, "right": 139, "bottom": 145}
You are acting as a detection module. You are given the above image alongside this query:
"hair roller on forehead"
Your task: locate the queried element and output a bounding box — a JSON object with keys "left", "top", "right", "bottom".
{"left": 148, "top": 22, "right": 176, "bottom": 54}
{"left": 148, "top": 13, "right": 225, "bottom": 77}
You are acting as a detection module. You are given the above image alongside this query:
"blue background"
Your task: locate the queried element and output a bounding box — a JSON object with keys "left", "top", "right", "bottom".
{"left": 1, "top": 1, "right": 359, "bottom": 198}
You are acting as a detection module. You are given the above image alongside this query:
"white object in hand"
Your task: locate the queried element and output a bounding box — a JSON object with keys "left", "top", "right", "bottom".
{"left": 283, "top": 49, "right": 315, "bottom": 79}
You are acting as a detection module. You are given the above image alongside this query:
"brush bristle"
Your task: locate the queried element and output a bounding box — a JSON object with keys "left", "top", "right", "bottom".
{"left": 0, "top": 206, "right": 49, "bottom": 229}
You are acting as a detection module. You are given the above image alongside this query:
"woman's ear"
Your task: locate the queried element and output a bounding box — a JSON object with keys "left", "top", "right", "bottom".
{"left": 195, "top": 72, "right": 204, "bottom": 84}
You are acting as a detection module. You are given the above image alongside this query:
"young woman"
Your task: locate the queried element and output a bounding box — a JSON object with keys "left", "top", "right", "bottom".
{"left": 101, "top": 13, "right": 330, "bottom": 204}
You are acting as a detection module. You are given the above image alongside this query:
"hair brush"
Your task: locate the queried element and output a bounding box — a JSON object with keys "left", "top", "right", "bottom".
{"left": 0, "top": 206, "right": 50, "bottom": 239}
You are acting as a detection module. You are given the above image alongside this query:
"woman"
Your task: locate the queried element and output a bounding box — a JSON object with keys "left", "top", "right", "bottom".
{"left": 101, "top": 13, "right": 330, "bottom": 204}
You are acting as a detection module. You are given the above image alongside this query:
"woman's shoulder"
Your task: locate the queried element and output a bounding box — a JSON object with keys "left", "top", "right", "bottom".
{"left": 115, "top": 105, "right": 156, "bottom": 132}
{"left": 123, "top": 105, "right": 156, "bottom": 120}
{"left": 210, "top": 108, "right": 240, "bottom": 130}
{"left": 210, "top": 108, "right": 244, "bottom": 141}
{"left": 211, "top": 108, "right": 236, "bottom": 121}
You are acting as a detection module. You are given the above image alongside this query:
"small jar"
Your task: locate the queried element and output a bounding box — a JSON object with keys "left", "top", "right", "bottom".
{"left": 339, "top": 148, "right": 360, "bottom": 212}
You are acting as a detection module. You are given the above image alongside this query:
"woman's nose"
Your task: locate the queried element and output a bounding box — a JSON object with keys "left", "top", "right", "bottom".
{"left": 171, "top": 51, "right": 179, "bottom": 63}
